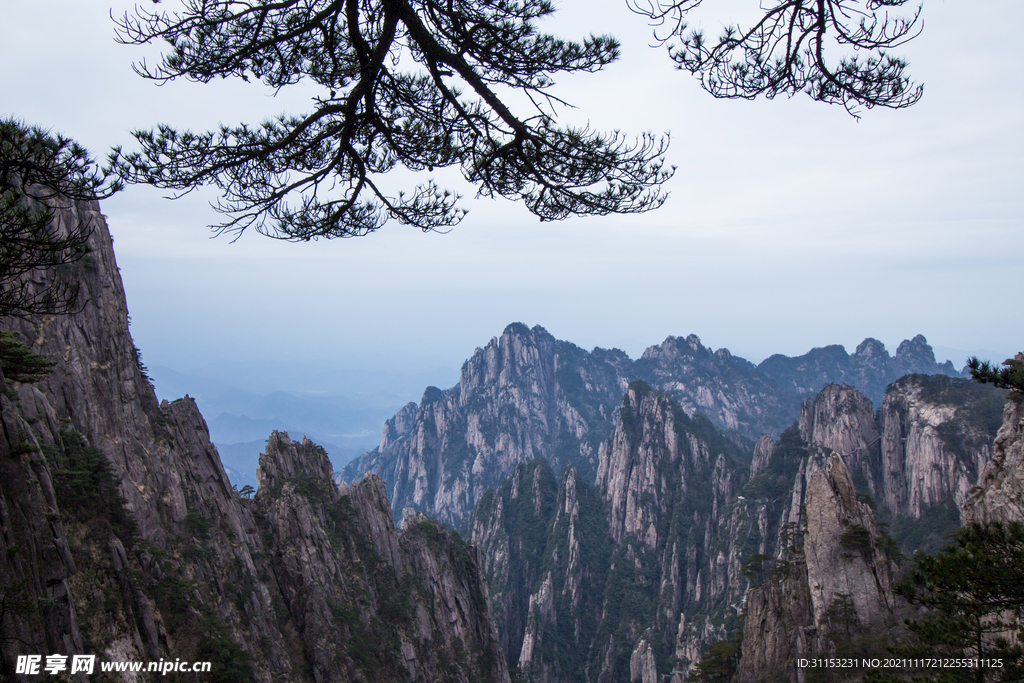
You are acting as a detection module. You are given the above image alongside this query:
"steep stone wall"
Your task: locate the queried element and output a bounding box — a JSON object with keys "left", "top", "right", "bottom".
{"left": 735, "top": 455, "right": 899, "bottom": 683}
{"left": 255, "top": 433, "right": 510, "bottom": 683}
{"left": 878, "top": 375, "right": 1003, "bottom": 521}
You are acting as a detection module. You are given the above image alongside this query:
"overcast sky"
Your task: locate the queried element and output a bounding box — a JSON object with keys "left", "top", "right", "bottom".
{"left": 3, "top": 0, "right": 1022, "bottom": 396}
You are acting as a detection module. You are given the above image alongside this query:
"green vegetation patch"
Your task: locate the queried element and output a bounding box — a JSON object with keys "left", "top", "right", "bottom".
{"left": 0, "top": 331, "right": 55, "bottom": 383}
{"left": 50, "top": 427, "right": 138, "bottom": 545}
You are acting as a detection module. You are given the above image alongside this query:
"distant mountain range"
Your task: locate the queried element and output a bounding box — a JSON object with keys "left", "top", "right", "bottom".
{"left": 342, "top": 323, "right": 965, "bottom": 526}
{"left": 148, "top": 365, "right": 410, "bottom": 484}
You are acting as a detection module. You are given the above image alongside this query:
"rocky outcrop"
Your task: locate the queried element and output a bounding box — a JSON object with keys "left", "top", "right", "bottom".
{"left": 732, "top": 378, "right": 1004, "bottom": 683}
{"left": 750, "top": 434, "right": 774, "bottom": 477}
{"left": 1, "top": 199, "right": 293, "bottom": 679}
{"left": 797, "top": 384, "right": 880, "bottom": 496}
{"left": 791, "top": 379, "right": 1003, "bottom": 541}
{"left": 0, "top": 381, "right": 83, "bottom": 667}
{"left": 878, "top": 375, "right": 1001, "bottom": 520}
{"left": 515, "top": 465, "right": 611, "bottom": 683}
{"left": 341, "top": 330, "right": 772, "bottom": 528}
{"left": 798, "top": 385, "right": 878, "bottom": 460}
{"left": 255, "top": 433, "right": 510, "bottom": 683}
{"left": 734, "top": 455, "right": 899, "bottom": 683}
{"left": 735, "top": 559, "right": 814, "bottom": 683}
{"left": 803, "top": 455, "right": 897, "bottom": 631}
{"left": 468, "top": 372, "right": 1002, "bottom": 683}
{"left": 0, "top": 198, "right": 510, "bottom": 682}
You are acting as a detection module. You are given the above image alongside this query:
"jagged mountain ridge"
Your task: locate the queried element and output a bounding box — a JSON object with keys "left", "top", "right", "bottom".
{"left": 0, "top": 199, "right": 508, "bottom": 682}
{"left": 342, "top": 324, "right": 635, "bottom": 528}
{"left": 343, "top": 323, "right": 964, "bottom": 527}
{"left": 758, "top": 334, "right": 963, "bottom": 407}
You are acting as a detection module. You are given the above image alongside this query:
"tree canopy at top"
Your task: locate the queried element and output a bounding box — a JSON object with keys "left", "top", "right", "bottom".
{"left": 632, "top": 0, "right": 923, "bottom": 117}
{"left": 110, "top": 0, "right": 923, "bottom": 240}
{"left": 111, "top": 0, "right": 674, "bottom": 240}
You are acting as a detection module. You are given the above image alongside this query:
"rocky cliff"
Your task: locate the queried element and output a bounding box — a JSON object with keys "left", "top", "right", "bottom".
{"left": 253, "top": 432, "right": 510, "bottom": 683}
{"left": 878, "top": 375, "right": 1003, "bottom": 520}
{"left": 342, "top": 324, "right": 636, "bottom": 526}
{"left": 0, "top": 198, "right": 508, "bottom": 682}
{"left": 471, "top": 383, "right": 755, "bottom": 682}
{"left": 733, "top": 378, "right": 1003, "bottom": 683}
{"left": 1, "top": 198, "right": 292, "bottom": 679}
{"left": 735, "top": 454, "right": 899, "bottom": 683}
{"left": 792, "top": 379, "right": 1003, "bottom": 554}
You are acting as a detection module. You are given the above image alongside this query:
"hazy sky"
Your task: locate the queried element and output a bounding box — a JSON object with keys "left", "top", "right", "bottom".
{"left": 3, "top": 1, "right": 1022, "bottom": 395}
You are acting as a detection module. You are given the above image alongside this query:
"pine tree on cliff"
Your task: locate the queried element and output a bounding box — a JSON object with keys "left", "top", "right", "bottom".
{"left": 0, "top": 118, "right": 121, "bottom": 318}
{"left": 109, "top": 0, "right": 922, "bottom": 239}
{"left": 887, "top": 522, "right": 1024, "bottom": 683}
{"left": 969, "top": 355, "right": 1024, "bottom": 400}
